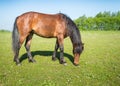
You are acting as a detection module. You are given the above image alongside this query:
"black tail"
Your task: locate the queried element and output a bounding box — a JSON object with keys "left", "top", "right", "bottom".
{"left": 12, "top": 17, "right": 20, "bottom": 55}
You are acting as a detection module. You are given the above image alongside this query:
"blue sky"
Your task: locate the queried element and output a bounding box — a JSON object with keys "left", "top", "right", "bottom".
{"left": 0, "top": 0, "right": 120, "bottom": 31}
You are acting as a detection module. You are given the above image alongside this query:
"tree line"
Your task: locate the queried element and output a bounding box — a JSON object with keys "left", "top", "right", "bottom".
{"left": 74, "top": 11, "right": 120, "bottom": 30}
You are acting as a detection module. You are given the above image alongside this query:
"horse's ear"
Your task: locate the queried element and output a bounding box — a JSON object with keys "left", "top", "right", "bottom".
{"left": 82, "top": 43, "right": 84, "bottom": 45}
{"left": 81, "top": 43, "right": 84, "bottom": 51}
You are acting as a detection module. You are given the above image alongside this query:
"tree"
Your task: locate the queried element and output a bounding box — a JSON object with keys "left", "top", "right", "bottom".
{"left": 74, "top": 11, "right": 120, "bottom": 30}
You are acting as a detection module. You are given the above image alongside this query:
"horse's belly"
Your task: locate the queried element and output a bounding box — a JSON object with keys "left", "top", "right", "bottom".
{"left": 34, "top": 28, "right": 57, "bottom": 38}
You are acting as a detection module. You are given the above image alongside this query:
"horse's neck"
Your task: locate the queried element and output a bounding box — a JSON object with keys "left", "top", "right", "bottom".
{"left": 70, "top": 30, "right": 81, "bottom": 45}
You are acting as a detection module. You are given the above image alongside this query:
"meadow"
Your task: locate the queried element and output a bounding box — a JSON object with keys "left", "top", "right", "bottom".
{"left": 0, "top": 31, "right": 120, "bottom": 86}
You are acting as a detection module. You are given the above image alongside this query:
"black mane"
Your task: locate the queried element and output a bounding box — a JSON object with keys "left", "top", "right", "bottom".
{"left": 59, "top": 13, "right": 82, "bottom": 45}
{"left": 60, "top": 13, "right": 83, "bottom": 54}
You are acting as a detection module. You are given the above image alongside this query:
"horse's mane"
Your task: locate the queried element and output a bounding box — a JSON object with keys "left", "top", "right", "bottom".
{"left": 59, "top": 13, "right": 81, "bottom": 45}
{"left": 59, "top": 13, "right": 77, "bottom": 30}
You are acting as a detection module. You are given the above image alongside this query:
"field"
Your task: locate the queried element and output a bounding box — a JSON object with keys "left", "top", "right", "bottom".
{"left": 0, "top": 31, "right": 120, "bottom": 86}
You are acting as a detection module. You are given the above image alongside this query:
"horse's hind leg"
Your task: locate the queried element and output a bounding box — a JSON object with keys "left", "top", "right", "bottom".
{"left": 13, "top": 37, "right": 24, "bottom": 65}
{"left": 25, "top": 32, "right": 36, "bottom": 63}
{"left": 52, "top": 39, "right": 59, "bottom": 61}
{"left": 13, "top": 44, "right": 21, "bottom": 65}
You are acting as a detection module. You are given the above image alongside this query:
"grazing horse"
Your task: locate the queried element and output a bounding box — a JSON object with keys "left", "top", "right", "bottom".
{"left": 12, "top": 12, "right": 84, "bottom": 66}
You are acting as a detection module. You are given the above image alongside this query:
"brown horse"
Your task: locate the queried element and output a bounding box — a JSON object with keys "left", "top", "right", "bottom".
{"left": 12, "top": 12, "right": 84, "bottom": 66}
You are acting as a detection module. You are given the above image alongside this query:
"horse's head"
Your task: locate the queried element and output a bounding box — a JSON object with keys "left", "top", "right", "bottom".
{"left": 73, "top": 43, "right": 84, "bottom": 66}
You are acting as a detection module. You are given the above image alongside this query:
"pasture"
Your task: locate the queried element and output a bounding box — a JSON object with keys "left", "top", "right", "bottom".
{"left": 0, "top": 31, "right": 120, "bottom": 86}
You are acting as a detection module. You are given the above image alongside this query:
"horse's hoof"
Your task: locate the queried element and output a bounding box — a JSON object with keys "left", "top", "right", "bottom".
{"left": 63, "top": 63, "right": 67, "bottom": 66}
{"left": 14, "top": 59, "right": 21, "bottom": 66}
{"left": 52, "top": 57, "right": 57, "bottom": 61}
{"left": 29, "top": 59, "right": 36, "bottom": 63}
{"left": 16, "top": 63, "right": 21, "bottom": 66}
{"left": 60, "top": 60, "right": 67, "bottom": 64}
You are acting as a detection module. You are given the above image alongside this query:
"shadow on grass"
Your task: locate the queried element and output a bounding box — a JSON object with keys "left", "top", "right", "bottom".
{"left": 19, "top": 50, "right": 74, "bottom": 64}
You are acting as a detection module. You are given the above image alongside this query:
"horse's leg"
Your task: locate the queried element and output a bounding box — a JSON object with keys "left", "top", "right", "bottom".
{"left": 13, "top": 35, "right": 26, "bottom": 65}
{"left": 13, "top": 44, "right": 21, "bottom": 65}
{"left": 52, "top": 39, "right": 59, "bottom": 61}
{"left": 24, "top": 32, "right": 36, "bottom": 63}
{"left": 57, "top": 36, "right": 67, "bottom": 64}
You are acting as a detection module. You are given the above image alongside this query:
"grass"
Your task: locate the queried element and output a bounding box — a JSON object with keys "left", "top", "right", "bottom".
{"left": 0, "top": 31, "right": 120, "bottom": 86}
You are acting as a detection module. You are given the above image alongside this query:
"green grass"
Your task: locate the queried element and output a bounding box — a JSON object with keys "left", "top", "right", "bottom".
{"left": 0, "top": 31, "right": 120, "bottom": 86}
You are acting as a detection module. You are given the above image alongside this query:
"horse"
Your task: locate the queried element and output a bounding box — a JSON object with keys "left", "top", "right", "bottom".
{"left": 12, "top": 12, "right": 84, "bottom": 66}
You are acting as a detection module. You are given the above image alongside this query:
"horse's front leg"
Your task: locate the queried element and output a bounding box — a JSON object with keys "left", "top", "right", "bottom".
{"left": 25, "top": 33, "right": 36, "bottom": 63}
{"left": 52, "top": 39, "right": 59, "bottom": 61}
{"left": 58, "top": 36, "right": 67, "bottom": 65}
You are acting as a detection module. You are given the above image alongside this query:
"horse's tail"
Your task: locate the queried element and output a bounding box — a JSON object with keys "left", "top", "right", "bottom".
{"left": 12, "top": 17, "right": 20, "bottom": 55}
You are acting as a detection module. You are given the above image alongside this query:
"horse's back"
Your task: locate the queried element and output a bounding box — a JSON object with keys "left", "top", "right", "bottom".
{"left": 16, "top": 12, "right": 67, "bottom": 38}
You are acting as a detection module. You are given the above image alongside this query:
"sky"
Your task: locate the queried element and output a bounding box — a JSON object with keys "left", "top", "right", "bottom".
{"left": 0, "top": 0, "right": 120, "bottom": 31}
